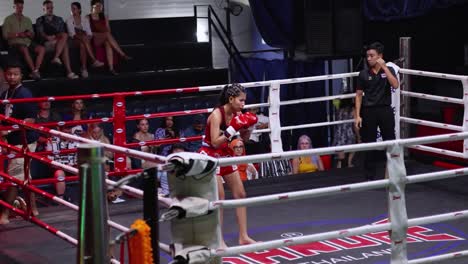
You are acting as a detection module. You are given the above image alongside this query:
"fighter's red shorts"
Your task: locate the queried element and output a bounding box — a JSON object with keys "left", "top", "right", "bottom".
{"left": 199, "top": 144, "right": 237, "bottom": 177}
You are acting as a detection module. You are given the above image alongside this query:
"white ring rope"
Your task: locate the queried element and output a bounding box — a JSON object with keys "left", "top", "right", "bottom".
{"left": 1, "top": 67, "right": 466, "bottom": 263}
{"left": 408, "top": 145, "right": 466, "bottom": 159}
{"left": 199, "top": 72, "right": 360, "bottom": 91}
{"left": 401, "top": 116, "right": 463, "bottom": 131}
{"left": 210, "top": 167, "right": 468, "bottom": 210}
{"left": 402, "top": 90, "right": 464, "bottom": 105}
{"left": 399, "top": 68, "right": 467, "bottom": 81}
{"left": 408, "top": 250, "right": 468, "bottom": 264}
{"left": 197, "top": 69, "right": 465, "bottom": 92}
{"left": 218, "top": 131, "right": 468, "bottom": 166}
{"left": 280, "top": 93, "right": 356, "bottom": 106}
{"left": 281, "top": 119, "right": 354, "bottom": 131}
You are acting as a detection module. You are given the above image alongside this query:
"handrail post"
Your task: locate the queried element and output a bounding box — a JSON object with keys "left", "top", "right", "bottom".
{"left": 113, "top": 94, "right": 127, "bottom": 172}
{"left": 399, "top": 37, "right": 411, "bottom": 143}
{"left": 77, "top": 144, "right": 109, "bottom": 264}
{"left": 386, "top": 143, "right": 408, "bottom": 263}
{"left": 393, "top": 82, "right": 401, "bottom": 140}
{"left": 269, "top": 82, "right": 283, "bottom": 153}
{"left": 462, "top": 77, "right": 468, "bottom": 159}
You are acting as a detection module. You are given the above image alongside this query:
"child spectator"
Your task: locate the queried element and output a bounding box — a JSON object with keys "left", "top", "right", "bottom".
{"left": 230, "top": 138, "right": 258, "bottom": 181}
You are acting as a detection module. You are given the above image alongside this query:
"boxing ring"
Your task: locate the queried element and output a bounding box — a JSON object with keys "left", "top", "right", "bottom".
{"left": 0, "top": 66, "right": 467, "bottom": 264}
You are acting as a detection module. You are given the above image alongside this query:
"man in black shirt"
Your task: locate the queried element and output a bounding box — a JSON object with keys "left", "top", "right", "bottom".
{"left": 0, "top": 60, "right": 38, "bottom": 224}
{"left": 355, "top": 42, "right": 399, "bottom": 180}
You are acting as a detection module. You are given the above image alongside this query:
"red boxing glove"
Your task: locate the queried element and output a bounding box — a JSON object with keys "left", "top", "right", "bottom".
{"left": 224, "top": 114, "right": 249, "bottom": 140}
{"left": 242, "top": 112, "right": 258, "bottom": 129}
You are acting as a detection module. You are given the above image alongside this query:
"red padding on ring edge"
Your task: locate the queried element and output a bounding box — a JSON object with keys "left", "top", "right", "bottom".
{"left": 433, "top": 161, "right": 464, "bottom": 170}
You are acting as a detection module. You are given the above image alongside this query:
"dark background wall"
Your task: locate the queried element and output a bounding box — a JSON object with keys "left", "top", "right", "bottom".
{"left": 363, "top": 4, "right": 468, "bottom": 74}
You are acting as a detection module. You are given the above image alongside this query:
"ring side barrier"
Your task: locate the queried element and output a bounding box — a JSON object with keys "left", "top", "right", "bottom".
{"left": 401, "top": 91, "right": 464, "bottom": 105}
{"left": 0, "top": 68, "right": 467, "bottom": 263}
{"left": 0, "top": 115, "right": 168, "bottom": 163}
{"left": 30, "top": 169, "right": 144, "bottom": 186}
{"left": 408, "top": 145, "right": 466, "bottom": 159}
{"left": 0, "top": 200, "right": 122, "bottom": 264}
{"left": 206, "top": 134, "right": 468, "bottom": 263}
{"left": 0, "top": 137, "right": 145, "bottom": 198}
{"left": 398, "top": 68, "right": 468, "bottom": 160}
{"left": 210, "top": 166, "right": 468, "bottom": 209}
{"left": 0, "top": 68, "right": 464, "bottom": 160}
{"left": 400, "top": 117, "right": 463, "bottom": 131}
{"left": 0, "top": 71, "right": 361, "bottom": 170}
{"left": 0, "top": 199, "right": 78, "bottom": 245}
{"left": 217, "top": 131, "right": 468, "bottom": 166}
{"left": 0, "top": 141, "right": 172, "bottom": 254}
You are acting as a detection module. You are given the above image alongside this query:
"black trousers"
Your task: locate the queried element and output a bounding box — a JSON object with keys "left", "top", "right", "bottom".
{"left": 360, "top": 106, "right": 395, "bottom": 180}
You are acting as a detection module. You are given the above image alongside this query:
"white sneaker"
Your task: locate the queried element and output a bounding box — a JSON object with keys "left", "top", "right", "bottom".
{"left": 112, "top": 197, "right": 126, "bottom": 204}
{"left": 51, "top": 57, "right": 62, "bottom": 65}
{"left": 29, "top": 70, "right": 41, "bottom": 80}
{"left": 67, "top": 72, "right": 79, "bottom": 79}
{"left": 81, "top": 69, "right": 89, "bottom": 78}
{"left": 91, "top": 60, "right": 105, "bottom": 68}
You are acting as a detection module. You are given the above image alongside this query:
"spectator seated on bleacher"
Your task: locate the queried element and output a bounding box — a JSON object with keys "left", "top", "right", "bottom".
{"left": 154, "top": 116, "right": 183, "bottom": 156}
{"left": 132, "top": 118, "right": 156, "bottom": 169}
{"left": 36, "top": 100, "right": 61, "bottom": 124}
{"left": 66, "top": 2, "right": 104, "bottom": 78}
{"left": 32, "top": 125, "right": 77, "bottom": 201}
{"left": 61, "top": 99, "right": 89, "bottom": 135}
{"left": 291, "top": 135, "right": 324, "bottom": 174}
{"left": 182, "top": 114, "right": 206, "bottom": 152}
{"left": 85, "top": 123, "right": 113, "bottom": 160}
{"left": 2, "top": 0, "right": 45, "bottom": 80}
{"left": 36, "top": 0, "right": 78, "bottom": 79}
{"left": 87, "top": 0, "right": 132, "bottom": 76}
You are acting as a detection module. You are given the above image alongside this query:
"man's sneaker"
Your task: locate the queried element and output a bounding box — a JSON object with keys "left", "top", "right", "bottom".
{"left": 112, "top": 197, "right": 126, "bottom": 204}
{"left": 91, "top": 60, "right": 104, "bottom": 68}
{"left": 29, "top": 70, "right": 41, "bottom": 80}
{"left": 51, "top": 57, "right": 63, "bottom": 65}
{"left": 67, "top": 72, "right": 79, "bottom": 79}
{"left": 81, "top": 69, "right": 89, "bottom": 78}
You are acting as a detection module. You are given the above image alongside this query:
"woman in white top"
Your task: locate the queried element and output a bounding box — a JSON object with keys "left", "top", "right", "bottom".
{"left": 66, "top": 2, "right": 104, "bottom": 78}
